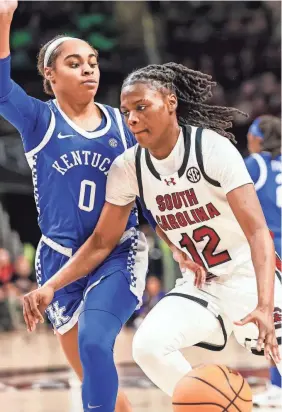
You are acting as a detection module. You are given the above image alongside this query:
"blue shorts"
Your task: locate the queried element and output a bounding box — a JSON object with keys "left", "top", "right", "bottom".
{"left": 35, "top": 229, "right": 148, "bottom": 334}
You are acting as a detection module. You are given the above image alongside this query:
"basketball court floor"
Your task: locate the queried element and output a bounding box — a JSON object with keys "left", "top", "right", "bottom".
{"left": 0, "top": 327, "right": 277, "bottom": 411}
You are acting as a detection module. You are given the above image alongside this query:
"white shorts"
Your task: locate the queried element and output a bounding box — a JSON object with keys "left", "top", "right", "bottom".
{"left": 166, "top": 259, "right": 282, "bottom": 355}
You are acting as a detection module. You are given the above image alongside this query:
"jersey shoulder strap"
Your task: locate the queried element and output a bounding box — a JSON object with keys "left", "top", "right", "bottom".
{"left": 195, "top": 127, "right": 221, "bottom": 187}
{"left": 135, "top": 144, "right": 147, "bottom": 208}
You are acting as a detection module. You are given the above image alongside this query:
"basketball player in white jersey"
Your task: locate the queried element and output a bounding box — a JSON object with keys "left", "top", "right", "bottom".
{"left": 23, "top": 63, "right": 281, "bottom": 399}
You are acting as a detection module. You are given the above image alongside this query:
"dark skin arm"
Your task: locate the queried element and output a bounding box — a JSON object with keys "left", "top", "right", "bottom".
{"left": 156, "top": 226, "right": 207, "bottom": 288}
{"left": 23, "top": 201, "right": 134, "bottom": 331}
{"left": 227, "top": 184, "right": 279, "bottom": 363}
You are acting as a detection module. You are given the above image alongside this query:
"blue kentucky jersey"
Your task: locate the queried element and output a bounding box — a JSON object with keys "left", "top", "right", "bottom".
{"left": 245, "top": 152, "right": 281, "bottom": 247}
{"left": 25, "top": 100, "right": 138, "bottom": 249}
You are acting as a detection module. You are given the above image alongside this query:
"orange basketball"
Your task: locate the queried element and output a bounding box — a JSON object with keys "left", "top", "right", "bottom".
{"left": 172, "top": 364, "right": 253, "bottom": 411}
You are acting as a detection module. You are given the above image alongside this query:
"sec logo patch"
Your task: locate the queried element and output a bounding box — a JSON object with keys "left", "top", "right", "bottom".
{"left": 187, "top": 167, "right": 201, "bottom": 183}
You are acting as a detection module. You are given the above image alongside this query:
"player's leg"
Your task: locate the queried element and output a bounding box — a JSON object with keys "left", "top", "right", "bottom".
{"left": 37, "top": 241, "right": 86, "bottom": 379}
{"left": 78, "top": 271, "right": 138, "bottom": 412}
{"left": 56, "top": 323, "right": 83, "bottom": 380}
{"left": 56, "top": 323, "right": 132, "bottom": 412}
{"left": 38, "top": 242, "right": 132, "bottom": 412}
{"left": 132, "top": 279, "right": 228, "bottom": 396}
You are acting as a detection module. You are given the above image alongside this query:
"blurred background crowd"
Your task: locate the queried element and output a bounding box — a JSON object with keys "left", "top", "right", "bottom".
{"left": 0, "top": 0, "right": 281, "bottom": 333}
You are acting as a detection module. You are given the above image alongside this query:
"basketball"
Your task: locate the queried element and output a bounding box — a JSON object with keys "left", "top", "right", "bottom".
{"left": 172, "top": 364, "right": 253, "bottom": 411}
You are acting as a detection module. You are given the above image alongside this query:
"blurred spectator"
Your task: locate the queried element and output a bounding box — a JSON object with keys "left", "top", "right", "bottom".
{"left": 0, "top": 203, "right": 36, "bottom": 331}
{"left": 0, "top": 248, "right": 13, "bottom": 332}
{"left": 7, "top": 254, "right": 35, "bottom": 298}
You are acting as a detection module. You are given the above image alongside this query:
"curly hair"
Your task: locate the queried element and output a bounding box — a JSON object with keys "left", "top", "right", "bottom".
{"left": 122, "top": 62, "right": 248, "bottom": 143}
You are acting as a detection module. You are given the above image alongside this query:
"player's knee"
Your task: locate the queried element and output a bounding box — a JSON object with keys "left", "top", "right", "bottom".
{"left": 78, "top": 310, "right": 118, "bottom": 365}
{"left": 132, "top": 327, "right": 165, "bottom": 367}
{"left": 79, "top": 326, "right": 109, "bottom": 364}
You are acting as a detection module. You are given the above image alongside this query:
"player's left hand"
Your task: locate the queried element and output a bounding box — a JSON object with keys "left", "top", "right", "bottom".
{"left": 234, "top": 306, "right": 281, "bottom": 364}
{"left": 172, "top": 247, "right": 207, "bottom": 288}
{"left": 23, "top": 285, "right": 54, "bottom": 332}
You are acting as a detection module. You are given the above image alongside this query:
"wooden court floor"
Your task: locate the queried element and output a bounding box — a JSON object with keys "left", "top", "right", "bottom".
{"left": 0, "top": 327, "right": 275, "bottom": 412}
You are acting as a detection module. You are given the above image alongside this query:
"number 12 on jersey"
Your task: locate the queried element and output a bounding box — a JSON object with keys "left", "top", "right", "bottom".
{"left": 179, "top": 226, "right": 231, "bottom": 269}
{"left": 78, "top": 180, "right": 96, "bottom": 212}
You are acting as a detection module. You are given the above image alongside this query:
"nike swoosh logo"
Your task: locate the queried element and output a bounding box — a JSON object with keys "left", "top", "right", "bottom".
{"left": 88, "top": 404, "right": 102, "bottom": 409}
{"left": 57, "top": 132, "right": 76, "bottom": 139}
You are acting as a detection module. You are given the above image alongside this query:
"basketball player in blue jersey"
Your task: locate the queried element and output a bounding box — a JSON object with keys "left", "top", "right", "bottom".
{"left": 0, "top": 1, "right": 151, "bottom": 411}
{"left": 245, "top": 115, "right": 282, "bottom": 408}
{"left": 24, "top": 63, "right": 281, "bottom": 402}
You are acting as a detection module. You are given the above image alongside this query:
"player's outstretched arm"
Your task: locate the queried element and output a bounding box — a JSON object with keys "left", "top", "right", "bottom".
{"left": 0, "top": 0, "right": 17, "bottom": 59}
{"left": 23, "top": 201, "right": 134, "bottom": 331}
{"left": 0, "top": 0, "right": 50, "bottom": 148}
{"left": 227, "top": 184, "right": 280, "bottom": 363}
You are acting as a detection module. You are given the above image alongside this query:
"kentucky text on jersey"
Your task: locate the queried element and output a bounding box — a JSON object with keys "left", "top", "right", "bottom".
{"left": 155, "top": 189, "right": 221, "bottom": 231}
{"left": 52, "top": 150, "right": 111, "bottom": 176}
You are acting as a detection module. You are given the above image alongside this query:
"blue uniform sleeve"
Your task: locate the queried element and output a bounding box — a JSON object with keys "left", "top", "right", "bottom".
{"left": 0, "top": 55, "right": 51, "bottom": 153}
{"left": 244, "top": 155, "right": 260, "bottom": 185}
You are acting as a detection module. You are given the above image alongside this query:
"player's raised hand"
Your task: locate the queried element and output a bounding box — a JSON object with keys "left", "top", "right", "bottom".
{"left": 0, "top": 0, "right": 18, "bottom": 19}
{"left": 172, "top": 247, "right": 207, "bottom": 288}
{"left": 23, "top": 285, "right": 55, "bottom": 332}
{"left": 234, "top": 306, "right": 281, "bottom": 364}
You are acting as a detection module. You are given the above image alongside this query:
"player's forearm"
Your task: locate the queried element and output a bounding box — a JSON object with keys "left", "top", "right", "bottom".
{"left": 248, "top": 227, "right": 275, "bottom": 309}
{"left": 0, "top": 20, "right": 11, "bottom": 59}
{"left": 156, "top": 226, "right": 173, "bottom": 248}
{"left": 156, "top": 226, "right": 181, "bottom": 256}
{"left": 45, "top": 233, "right": 114, "bottom": 292}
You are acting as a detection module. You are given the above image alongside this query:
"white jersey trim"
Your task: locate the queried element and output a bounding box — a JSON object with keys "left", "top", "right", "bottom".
{"left": 53, "top": 100, "right": 112, "bottom": 139}
{"left": 83, "top": 275, "right": 106, "bottom": 300}
{"left": 25, "top": 109, "right": 56, "bottom": 167}
{"left": 41, "top": 235, "right": 73, "bottom": 258}
{"left": 40, "top": 228, "right": 137, "bottom": 259}
{"left": 251, "top": 153, "right": 268, "bottom": 191}
{"left": 114, "top": 108, "right": 128, "bottom": 150}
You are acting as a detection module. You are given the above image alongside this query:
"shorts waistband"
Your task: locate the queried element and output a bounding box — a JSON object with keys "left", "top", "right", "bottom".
{"left": 41, "top": 235, "right": 73, "bottom": 257}
{"left": 41, "top": 227, "right": 138, "bottom": 258}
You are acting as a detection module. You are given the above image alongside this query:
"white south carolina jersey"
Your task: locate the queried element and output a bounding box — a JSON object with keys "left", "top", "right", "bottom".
{"left": 106, "top": 125, "right": 254, "bottom": 276}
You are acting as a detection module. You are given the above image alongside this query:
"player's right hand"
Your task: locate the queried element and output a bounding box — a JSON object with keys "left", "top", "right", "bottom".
{"left": 234, "top": 306, "right": 281, "bottom": 364}
{"left": 172, "top": 247, "right": 207, "bottom": 288}
{"left": 0, "top": 0, "right": 18, "bottom": 20}
{"left": 23, "top": 285, "right": 54, "bottom": 332}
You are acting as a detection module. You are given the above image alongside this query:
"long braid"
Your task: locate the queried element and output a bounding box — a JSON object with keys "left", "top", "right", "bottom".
{"left": 122, "top": 63, "right": 248, "bottom": 143}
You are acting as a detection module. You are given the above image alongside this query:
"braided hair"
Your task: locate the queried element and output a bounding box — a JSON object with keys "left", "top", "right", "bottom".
{"left": 122, "top": 62, "right": 248, "bottom": 143}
